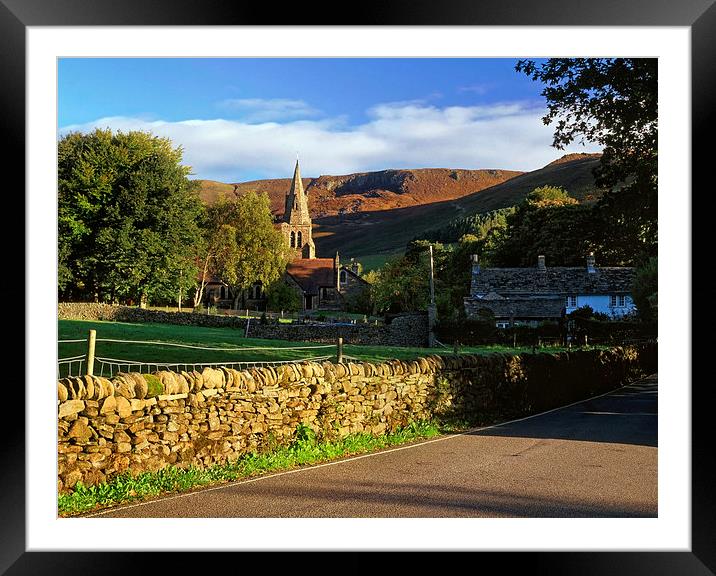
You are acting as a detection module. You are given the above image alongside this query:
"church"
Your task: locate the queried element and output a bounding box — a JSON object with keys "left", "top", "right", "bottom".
{"left": 204, "top": 160, "right": 369, "bottom": 312}
{"left": 276, "top": 159, "right": 369, "bottom": 311}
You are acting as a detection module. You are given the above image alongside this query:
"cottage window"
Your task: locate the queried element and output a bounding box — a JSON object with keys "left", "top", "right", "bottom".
{"left": 566, "top": 295, "right": 577, "bottom": 308}
{"left": 340, "top": 270, "right": 347, "bottom": 284}
{"left": 611, "top": 295, "right": 626, "bottom": 307}
{"left": 619, "top": 295, "right": 626, "bottom": 307}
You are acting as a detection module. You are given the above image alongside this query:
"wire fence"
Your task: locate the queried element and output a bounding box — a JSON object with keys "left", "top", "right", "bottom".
{"left": 57, "top": 332, "right": 338, "bottom": 379}
{"left": 92, "top": 355, "right": 334, "bottom": 378}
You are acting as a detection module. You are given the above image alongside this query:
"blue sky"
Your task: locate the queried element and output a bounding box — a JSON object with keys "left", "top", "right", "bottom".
{"left": 58, "top": 58, "right": 600, "bottom": 182}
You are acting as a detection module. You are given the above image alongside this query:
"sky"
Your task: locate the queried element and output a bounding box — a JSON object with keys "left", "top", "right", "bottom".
{"left": 58, "top": 58, "right": 601, "bottom": 182}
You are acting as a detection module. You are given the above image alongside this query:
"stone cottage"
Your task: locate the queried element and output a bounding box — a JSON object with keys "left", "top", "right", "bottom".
{"left": 464, "top": 253, "right": 637, "bottom": 327}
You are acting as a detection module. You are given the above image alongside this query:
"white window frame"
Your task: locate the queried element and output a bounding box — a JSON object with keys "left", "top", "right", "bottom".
{"left": 566, "top": 295, "right": 577, "bottom": 308}
{"left": 610, "top": 294, "right": 626, "bottom": 307}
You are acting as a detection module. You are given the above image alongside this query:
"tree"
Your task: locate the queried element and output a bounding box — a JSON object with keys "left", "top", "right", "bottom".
{"left": 58, "top": 128, "right": 204, "bottom": 305}
{"left": 631, "top": 256, "right": 658, "bottom": 321}
{"left": 485, "top": 186, "right": 597, "bottom": 267}
{"left": 265, "top": 280, "right": 301, "bottom": 313}
{"left": 202, "top": 191, "right": 291, "bottom": 309}
{"left": 525, "top": 185, "right": 578, "bottom": 209}
{"left": 370, "top": 254, "right": 430, "bottom": 314}
{"left": 516, "top": 58, "right": 657, "bottom": 264}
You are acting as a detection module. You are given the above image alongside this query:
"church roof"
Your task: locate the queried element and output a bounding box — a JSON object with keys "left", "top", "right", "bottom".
{"left": 286, "top": 258, "right": 335, "bottom": 295}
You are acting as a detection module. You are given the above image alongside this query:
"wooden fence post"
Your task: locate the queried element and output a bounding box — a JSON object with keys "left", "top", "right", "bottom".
{"left": 336, "top": 337, "right": 343, "bottom": 363}
{"left": 86, "top": 329, "right": 96, "bottom": 376}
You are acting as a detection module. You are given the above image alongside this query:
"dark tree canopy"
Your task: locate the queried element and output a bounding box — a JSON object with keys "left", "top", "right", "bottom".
{"left": 516, "top": 58, "right": 657, "bottom": 264}
{"left": 58, "top": 128, "right": 204, "bottom": 305}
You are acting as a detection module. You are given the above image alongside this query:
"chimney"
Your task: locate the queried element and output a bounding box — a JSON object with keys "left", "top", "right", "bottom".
{"left": 471, "top": 254, "right": 480, "bottom": 274}
{"left": 586, "top": 252, "right": 596, "bottom": 273}
{"left": 537, "top": 255, "right": 546, "bottom": 271}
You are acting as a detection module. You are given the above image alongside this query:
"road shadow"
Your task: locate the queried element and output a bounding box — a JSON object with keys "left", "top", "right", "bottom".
{"left": 104, "top": 477, "right": 655, "bottom": 518}
{"left": 467, "top": 377, "right": 658, "bottom": 448}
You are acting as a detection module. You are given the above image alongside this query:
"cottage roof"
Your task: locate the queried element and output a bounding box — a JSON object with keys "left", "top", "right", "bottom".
{"left": 468, "top": 297, "right": 565, "bottom": 319}
{"left": 471, "top": 266, "right": 635, "bottom": 296}
{"left": 286, "top": 258, "right": 335, "bottom": 295}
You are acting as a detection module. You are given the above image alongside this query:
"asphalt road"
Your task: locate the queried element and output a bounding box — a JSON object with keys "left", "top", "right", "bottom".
{"left": 89, "top": 374, "right": 658, "bottom": 518}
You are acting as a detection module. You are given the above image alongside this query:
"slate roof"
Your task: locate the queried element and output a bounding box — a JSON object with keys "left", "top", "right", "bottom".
{"left": 466, "top": 297, "right": 565, "bottom": 319}
{"left": 286, "top": 258, "right": 336, "bottom": 295}
{"left": 470, "top": 266, "right": 635, "bottom": 297}
{"left": 341, "top": 266, "right": 371, "bottom": 286}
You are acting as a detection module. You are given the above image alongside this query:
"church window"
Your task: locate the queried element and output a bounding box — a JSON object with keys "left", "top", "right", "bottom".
{"left": 297, "top": 231, "right": 303, "bottom": 247}
{"left": 290, "top": 231, "right": 295, "bottom": 247}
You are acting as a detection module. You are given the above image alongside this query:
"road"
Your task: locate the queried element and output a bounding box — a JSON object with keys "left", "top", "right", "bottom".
{"left": 89, "top": 374, "right": 658, "bottom": 518}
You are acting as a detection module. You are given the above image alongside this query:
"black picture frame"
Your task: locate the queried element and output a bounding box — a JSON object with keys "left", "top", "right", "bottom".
{"left": 6, "top": 0, "right": 709, "bottom": 572}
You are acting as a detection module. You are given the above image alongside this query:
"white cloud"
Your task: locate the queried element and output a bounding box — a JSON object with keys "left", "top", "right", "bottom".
{"left": 458, "top": 83, "right": 493, "bottom": 95}
{"left": 58, "top": 101, "right": 602, "bottom": 182}
{"left": 216, "top": 98, "right": 320, "bottom": 122}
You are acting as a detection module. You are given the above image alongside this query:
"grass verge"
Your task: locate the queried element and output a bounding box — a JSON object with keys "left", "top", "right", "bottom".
{"left": 59, "top": 420, "right": 451, "bottom": 517}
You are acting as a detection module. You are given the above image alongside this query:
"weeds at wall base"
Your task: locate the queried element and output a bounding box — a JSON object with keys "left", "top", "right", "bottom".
{"left": 58, "top": 420, "right": 444, "bottom": 517}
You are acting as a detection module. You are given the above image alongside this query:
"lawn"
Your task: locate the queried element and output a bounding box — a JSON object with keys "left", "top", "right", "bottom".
{"left": 57, "top": 319, "right": 557, "bottom": 378}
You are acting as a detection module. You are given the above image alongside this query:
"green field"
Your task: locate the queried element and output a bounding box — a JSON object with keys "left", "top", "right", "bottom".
{"left": 58, "top": 319, "right": 553, "bottom": 378}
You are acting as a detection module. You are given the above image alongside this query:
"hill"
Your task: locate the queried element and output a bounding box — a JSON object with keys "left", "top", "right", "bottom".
{"left": 312, "top": 154, "right": 604, "bottom": 266}
{"left": 194, "top": 153, "right": 604, "bottom": 270}
{"left": 195, "top": 167, "right": 521, "bottom": 218}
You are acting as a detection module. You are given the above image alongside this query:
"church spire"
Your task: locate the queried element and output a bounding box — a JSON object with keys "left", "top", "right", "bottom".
{"left": 289, "top": 158, "right": 305, "bottom": 198}
{"left": 284, "top": 158, "right": 310, "bottom": 226}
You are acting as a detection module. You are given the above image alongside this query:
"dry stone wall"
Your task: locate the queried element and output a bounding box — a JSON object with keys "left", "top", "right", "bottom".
{"left": 58, "top": 303, "right": 429, "bottom": 346}
{"left": 57, "top": 343, "right": 657, "bottom": 493}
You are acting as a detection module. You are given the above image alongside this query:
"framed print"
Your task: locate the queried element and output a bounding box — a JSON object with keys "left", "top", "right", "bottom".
{"left": 6, "top": 0, "right": 712, "bottom": 572}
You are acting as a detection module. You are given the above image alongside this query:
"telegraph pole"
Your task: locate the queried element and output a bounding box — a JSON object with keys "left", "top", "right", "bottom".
{"left": 427, "top": 245, "right": 437, "bottom": 347}
{"left": 428, "top": 245, "right": 435, "bottom": 306}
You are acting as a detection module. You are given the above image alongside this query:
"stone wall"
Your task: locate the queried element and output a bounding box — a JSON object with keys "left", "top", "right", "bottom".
{"left": 57, "top": 342, "right": 656, "bottom": 492}
{"left": 58, "top": 303, "right": 429, "bottom": 346}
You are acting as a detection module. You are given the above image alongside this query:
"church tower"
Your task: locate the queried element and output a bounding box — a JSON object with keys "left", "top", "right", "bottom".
{"left": 280, "top": 159, "right": 315, "bottom": 259}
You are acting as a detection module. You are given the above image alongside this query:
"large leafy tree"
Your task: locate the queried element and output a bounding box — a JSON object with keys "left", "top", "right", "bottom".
{"left": 516, "top": 58, "right": 657, "bottom": 264}
{"left": 58, "top": 128, "right": 204, "bottom": 305}
{"left": 369, "top": 252, "right": 431, "bottom": 314}
{"left": 486, "top": 186, "right": 598, "bottom": 267}
{"left": 200, "top": 191, "right": 290, "bottom": 309}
